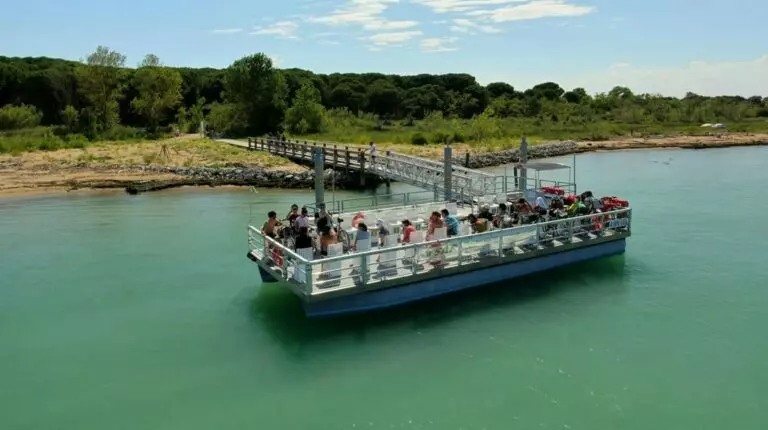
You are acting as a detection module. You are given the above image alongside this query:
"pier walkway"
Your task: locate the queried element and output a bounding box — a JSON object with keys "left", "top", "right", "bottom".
{"left": 219, "top": 137, "right": 500, "bottom": 199}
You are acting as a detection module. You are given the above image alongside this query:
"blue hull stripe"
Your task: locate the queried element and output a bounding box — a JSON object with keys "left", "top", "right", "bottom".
{"left": 305, "top": 239, "right": 626, "bottom": 317}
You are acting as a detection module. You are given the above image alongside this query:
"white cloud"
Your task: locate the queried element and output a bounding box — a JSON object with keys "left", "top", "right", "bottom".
{"left": 309, "top": 0, "right": 418, "bottom": 31}
{"left": 420, "top": 36, "right": 460, "bottom": 52}
{"left": 412, "top": 0, "right": 527, "bottom": 14}
{"left": 449, "top": 18, "right": 502, "bottom": 34}
{"left": 564, "top": 56, "right": 768, "bottom": 97}
{"left": 468, "top": 0, "right": 594, "bottom": 22}
{"left": 319, "top": 40, "right": 341, "bottom": 45}
{"left": 210, "top": 28, "right": 243, "bottom": 34}
{"left": 364, "top": 30, "right": 423, "bottom": 46}
{"left": 365, "top": 19, "right": 419, "bottom": 30}
{"left": 250, "top": 21, "right": 299, "bottom": 39}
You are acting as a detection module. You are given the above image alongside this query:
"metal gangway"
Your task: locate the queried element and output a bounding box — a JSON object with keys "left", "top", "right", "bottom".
{"left": 226, "top": 137, "right": 499, "bottom": 199}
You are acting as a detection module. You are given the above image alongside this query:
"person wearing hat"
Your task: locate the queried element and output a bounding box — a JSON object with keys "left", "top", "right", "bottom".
{"left": 351, "top": 211, "right": 365, "bottom": 228}
{"left": 375, "top": 219, "right": 390, "bottom": 246}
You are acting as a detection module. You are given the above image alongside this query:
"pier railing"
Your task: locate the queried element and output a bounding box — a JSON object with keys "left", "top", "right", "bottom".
{"left": 248, "top": 207, "right": 631, "bottom": 296}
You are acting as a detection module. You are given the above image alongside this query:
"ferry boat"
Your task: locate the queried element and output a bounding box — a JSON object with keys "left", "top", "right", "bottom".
{"left": 246, "top": 162, "right": 632, "bottom": 317}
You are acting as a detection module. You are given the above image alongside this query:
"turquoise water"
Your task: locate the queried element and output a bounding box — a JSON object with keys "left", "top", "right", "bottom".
{"left": 2, "top": 147, "right": 767, "bottom": 429}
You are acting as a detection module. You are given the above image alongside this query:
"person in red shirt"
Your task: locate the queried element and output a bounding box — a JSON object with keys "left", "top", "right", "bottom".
{"left": 401, "top": 219, "right": 416, "bottom": 243}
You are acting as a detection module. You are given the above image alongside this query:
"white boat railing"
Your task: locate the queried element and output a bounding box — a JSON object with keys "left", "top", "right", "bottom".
{"left": 248, "top": 207, "right": 631, "bottom": 295}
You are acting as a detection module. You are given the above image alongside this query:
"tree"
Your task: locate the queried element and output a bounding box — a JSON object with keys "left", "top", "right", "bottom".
{"left": 563, "top": 87, "right": 589, "bottom": 104}
{"left": 285, "top": 81, "right": 326, "bottom": 134}
{"left": 130, "top": 54, "right": 182, "bottom": 132}
{"left": 224, "top": 53, "right": 287, "bottom": 135}
{"left": 75, "top": 46, "right": 126, "bottom": 133}
{"left": 486, "top": 82, "right": 516, "bottom": 99}
{"left": 61, "top": 105, "right": 79, "bottom": 132}
{"left": 366, "top": 79, "right": 401, "bottom": 117}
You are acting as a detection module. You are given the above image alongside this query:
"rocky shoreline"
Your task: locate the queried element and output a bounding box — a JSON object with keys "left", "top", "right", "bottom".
{"left": 122, "top": 165, "right": 362, "bottom": 194}
{"left": 4, "top": 136, "right": 767, "bottom": 196}
{"left": 457, "top": 141, "right": 579, "bottom": 169}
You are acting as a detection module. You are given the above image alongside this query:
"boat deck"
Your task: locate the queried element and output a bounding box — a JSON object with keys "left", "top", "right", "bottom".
{"left": 248, "top": 204, "right": 631, "bottom": 301}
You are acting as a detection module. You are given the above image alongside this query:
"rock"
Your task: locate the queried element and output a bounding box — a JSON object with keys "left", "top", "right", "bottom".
{"left": 456, "top": 141, "right": 580, "bottom": 169}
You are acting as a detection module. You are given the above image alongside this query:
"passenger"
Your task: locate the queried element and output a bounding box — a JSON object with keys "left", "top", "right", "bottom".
{"left": 316, "top": 211, "right": 329, "bottom": 233}
{"left": 375, "top": 219, "right": 390, "bottom": 246}
{"left": 467, "top": 213, "right": 479, "bottom": 234}
{"left": 262, "top": 211, "right": 281, "bottom": 239}
{"left": 427, "top": 211, "right": 444, "bottom": 240}
{"left": 550, "top": 197, "right": 565, "bottom": 210}
{"left": 401, "top": 219, "right": 417, "bottom": 243}
{"left": 319, "top": 226, "right": 337, "bottom": 257}
{"left": 441, "top": 209, "right": 459, "bottom": 236}
{"left": 295, "top": 207, "right": 310, "bottom": 231}
{"left": 285, "top": 204, "right": 300, "bottom": 226}
{"left": 318, "top": 203, "right": 333, "bottom": 225}
{"left": 351, "top": 211, "right": 365, "bottom": 228}
{"left": 567, "top": 197, "right": 585, "bottom": 216}
{"left": 475, "top": 216, "right": 490, "bottom": 233}
{"left": 493, "top": 203, "right": 508, "bottom": 228}
{"left": 535, "top": 195, "right": 548, "bottom": 215}
{"left": 517, "top": 198, "right": 534, "bottom": 214}
{"left": 294, "top": 226, "right": 313, "bottom": 250}
{"left": 352, "top": 222, "right": 370, "bottom": 251}
{"left": 478, "top": 205, "right": 493, "bottom": 221}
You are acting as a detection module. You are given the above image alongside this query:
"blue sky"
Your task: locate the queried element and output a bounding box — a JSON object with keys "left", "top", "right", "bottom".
{"left": 1, "top": 0, "right": 766, "bottom": 96}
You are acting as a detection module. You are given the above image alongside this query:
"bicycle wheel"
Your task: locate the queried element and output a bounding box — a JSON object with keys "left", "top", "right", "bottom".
{"left": 338, "top": 229, "right": 351, "bottom": 252}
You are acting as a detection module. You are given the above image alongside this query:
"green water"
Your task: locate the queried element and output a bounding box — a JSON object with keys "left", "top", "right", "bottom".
{"left": 2, "top": 147, "right": 767, "bottom": 429}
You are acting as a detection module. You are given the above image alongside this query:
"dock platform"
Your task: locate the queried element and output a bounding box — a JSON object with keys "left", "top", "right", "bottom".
{"left": 248, "top": 203, "right": 631, "bottom": 317}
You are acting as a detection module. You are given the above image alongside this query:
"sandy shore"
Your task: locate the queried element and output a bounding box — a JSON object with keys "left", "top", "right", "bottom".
{"left": 574, "top": 132, "right": 768, "bottom": 152}
{"left": 2, "top": 132, "right": 766, "bottom": 197}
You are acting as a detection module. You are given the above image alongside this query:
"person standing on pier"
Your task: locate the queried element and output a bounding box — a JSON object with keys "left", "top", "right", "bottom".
{"left": 369, "top": 142, "right": 377, "bottom": 165}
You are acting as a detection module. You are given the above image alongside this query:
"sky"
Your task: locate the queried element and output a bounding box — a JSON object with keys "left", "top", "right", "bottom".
{"left": 1, "top": 0, "right": 767, "bottom": 97}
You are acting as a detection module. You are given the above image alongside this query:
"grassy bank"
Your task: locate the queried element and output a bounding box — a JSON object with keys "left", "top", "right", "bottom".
{"left": 296, "top": 110, "right": 768, "bottom": 153}
{"left": 0, "top": 134, "right": 293, "bottom": 169}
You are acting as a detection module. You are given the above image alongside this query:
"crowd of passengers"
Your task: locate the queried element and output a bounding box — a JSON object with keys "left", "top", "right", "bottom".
{"left": 261, "top": 191, "right": 604, "bottom": 256}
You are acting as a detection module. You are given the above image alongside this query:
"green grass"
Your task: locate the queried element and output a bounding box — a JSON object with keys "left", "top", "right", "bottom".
{"left": 0, "top": 126, "right": 157, "bottom": 154}
{"left": 294, "top": 110, "right": 768, "bottom": 152}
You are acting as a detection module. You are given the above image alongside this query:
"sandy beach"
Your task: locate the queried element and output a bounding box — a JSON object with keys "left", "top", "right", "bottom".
{"left": 2, "top": 132, "right": 767, "bottom": 197}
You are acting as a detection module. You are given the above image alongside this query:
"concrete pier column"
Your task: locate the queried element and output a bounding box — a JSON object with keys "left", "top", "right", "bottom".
{"left": 314, "top": 146, "right": 325, "bottom": 206}
{"left": 519, "top": 136, "right": 528, "bottom": 193}
{"left": 443, "top": 144, "right": 453, "bottom": 201}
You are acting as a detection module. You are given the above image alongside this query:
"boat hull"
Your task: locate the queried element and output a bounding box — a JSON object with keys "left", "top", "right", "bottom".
{"left": 304, "top": 239, "right": 626, "bottom": 317}
{"left": 247, "top": 252, "right": 278, "bottom": 283}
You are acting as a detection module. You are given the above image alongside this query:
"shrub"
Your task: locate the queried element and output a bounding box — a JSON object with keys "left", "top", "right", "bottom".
{"left": 101, "top": 125, "right": 145, "bottom": 141}
{"left": 410, "top": 132, "right": 428, "bottom": 145}
{"left": 452, "top": 131, "right": 466, "bottom": 143}
{"left": 0, "top": 104, "right": 43, "bottom": 130}
{"left": 431, "top": 131, "right": 451, "bottom": 144}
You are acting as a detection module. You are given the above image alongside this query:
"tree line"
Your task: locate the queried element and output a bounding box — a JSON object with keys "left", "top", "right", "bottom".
{"left": 1, "top": 46, "right": 767, "bottom": 139}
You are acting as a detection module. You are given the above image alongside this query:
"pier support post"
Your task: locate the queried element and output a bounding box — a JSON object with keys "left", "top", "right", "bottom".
{"left": 519, "top": 136, "right": 528, "bottom": 194}
{"left": 358, "top": 149, "right": 366, "bottom": 187}
{"left": 314, "top": 146, "right": 325, "bottom": 207}
{"left": 443, "top": 144, "right": 453, "bottom": 201}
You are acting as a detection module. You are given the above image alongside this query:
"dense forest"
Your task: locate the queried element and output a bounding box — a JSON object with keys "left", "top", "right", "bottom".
{"left": 1, "top": 46, "right": 768, "bottom": 151}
